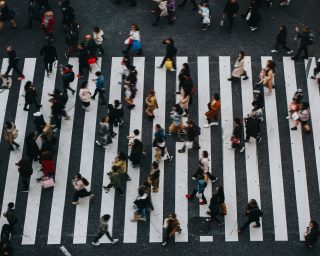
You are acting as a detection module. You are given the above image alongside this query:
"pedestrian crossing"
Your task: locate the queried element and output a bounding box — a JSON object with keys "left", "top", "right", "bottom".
{"left": 0, "top": 56, "right": 319, "bottom": 245}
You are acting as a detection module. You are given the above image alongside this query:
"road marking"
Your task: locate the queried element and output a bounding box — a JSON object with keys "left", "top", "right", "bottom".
{"left": 149, "top": 57, "right": 166, "bottom": 242}
{"left": 283, "top": 56, "right": 310, "bottom": 240}
{"left": 123, "top": 57, "right": 145, "bottom": 243}
{"left": 59, "top": 246, "right": 72, "bottom": 256}
{"left": 219, "top": 56, "right": 238, "bottom": 241}
{"left": 47, "top": 58, "right": 79, "bottom": 244}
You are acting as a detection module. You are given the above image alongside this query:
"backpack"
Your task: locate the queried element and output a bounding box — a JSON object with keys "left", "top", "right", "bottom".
{"left": 194, "top": 125, "right": 201, "bottom": 136}
{"left": 64, "top": 71, "right": 75, "bottom": 83}
{"left": 82, "top": 177, "right": 89, "bottom": 186}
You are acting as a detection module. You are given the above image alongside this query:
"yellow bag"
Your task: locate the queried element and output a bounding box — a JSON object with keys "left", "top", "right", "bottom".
{"left": 164, "top": 59, "right": 173, "bottom": 70}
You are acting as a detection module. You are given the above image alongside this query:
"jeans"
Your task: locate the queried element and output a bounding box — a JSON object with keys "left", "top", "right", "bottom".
{"left": 293, "top": 45, "right": 309, "bottom": 59}
{"left": 93, "top": 230, "right": 113, "bottom": 243}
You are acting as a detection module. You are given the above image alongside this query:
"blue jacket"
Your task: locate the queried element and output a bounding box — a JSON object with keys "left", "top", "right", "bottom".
{"left": 96, "top": 75, "right": 105, "bottom": 89}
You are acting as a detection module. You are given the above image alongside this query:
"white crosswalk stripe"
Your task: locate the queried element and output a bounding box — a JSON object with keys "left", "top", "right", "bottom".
{"left": 0, "top": 56, "right": 319, "bottom": 245}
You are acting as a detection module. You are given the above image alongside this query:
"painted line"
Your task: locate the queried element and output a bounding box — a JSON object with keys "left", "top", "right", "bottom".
{"left": 73, "top": 58, "right": 102, "bottom": 244}
{"left": 149, "top": 57, "right": 166, "bottom": 242}
{"left": 283, "top": 56, "right": 310, "bottom": 240}
{"left": 0, "top": 59, "right": 11, "bottom": 144}
{"left": 0, "top": 59, "right": 37, "bottom": 231}
{"left": 241, "top": 57, "right": 263, "bottom": 241}
{"left": 219, "top": 56, "right": 238, "bottom": 241}
{"left": 47, "top": 58, "right": 79, "bottom": 244}
{"left": 22, "top": 62, "right": 58, "bottom": 245}
{"left": 123, "top": 57, "right": 145, "bottom": 243}
{"left": 59, "top": 246, "right": 72, "bottom": 256}
{"left": 200, "top": 236, "right": 213, "bottom": 242}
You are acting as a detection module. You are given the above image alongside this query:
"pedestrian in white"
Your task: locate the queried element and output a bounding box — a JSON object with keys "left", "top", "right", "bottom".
{"left": 198, "top": 2, "right": 210, "bottom": 31}
{"left": 79, "top": 81, "right": 91, "bottom": 111}
{"left": 93, "top": 26, "right": 105, "bottom": 55}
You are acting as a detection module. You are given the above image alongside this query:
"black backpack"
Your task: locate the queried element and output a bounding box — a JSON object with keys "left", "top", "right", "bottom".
{"left": 194, "top": 125, "right": 201, "bottom": 136}
{"left": 82, "top": 177, "right": 89, "bottom": 186}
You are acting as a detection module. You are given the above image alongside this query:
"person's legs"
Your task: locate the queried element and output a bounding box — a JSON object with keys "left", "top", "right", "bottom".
{"left": 302, "top": 46, "right": 309, "bottom": 58}
{"left": 98, "top": 90, "right": 107, "bottom": 104}
{"left": 239, "top": 219, "right": 252, "bottom": 232}
{"left": 281, "top": 42, "right": 291, "bottom": 52}
{"left": 72, "top": 191, "right": 80, "bottom": 202}
{"left": 49, "top": 61, "right": 53, "bottom": 72}
{"left": 160, "top": 56, "right": 167, "bottom": 67}
{"left": 92, "top": 88, "right": 98, "bottom": 99}
{"left": 105, "top": 231, "right": 114, "bottom": 242}
{"left": 227, "top": 16, "right": 234, "bottom": 33}
{"left": 4, "top": 65, "right": 13, "bottom": 76}
{"left": 293, "top": 46, "right": 303, "bottom": 59}
{"left": 44, "top": 60, "right": 49, "bottom": 73}
{"left": 12, "top": 65, "right": 23, "bottom": 77}
{"left": 93, "top": 232, "right": 104, "bottom": 243}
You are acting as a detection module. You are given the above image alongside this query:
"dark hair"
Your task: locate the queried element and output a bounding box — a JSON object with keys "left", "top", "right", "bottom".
{"left": 95, "top": 71, "right": 102, "bottom": 76}
{"left": 107, "top": 104, "right": 114, "bottom": 110}
{"left": 75, "top": 173, "right": 82, "bottom": 179}
{"left": 171, "top": 213, "right": 177, "bottom": 218}
{"left": 155, "top": 124, "right": 161, "bottom": 129}
{"left": 102, "top": 214, "right": 111, "bottom": 222}
{"left": 301, "top": 102, "right": 309, "bottom": 109}
{"left": 234, "top": 118, "right": 241, "bottom": 125}
{"left": 217, "top": 186, "right": 224, "bottom": 194}
{"left": 8, "top": 202, "right": 14, "bottom": 209}
{"left": 152, "top": 161, "right": 159, "bottom": 169}
{"left": 112, "top": 165, "right": 118, "bottom": 172}
{"left": 42, "top": 151, "right": 53, "bottom": 160}
{"left": 167, "top": 38, "right": 174, "bottom": 45}
{"left": 131, "top": 24, "right": 139, "bottom": 31}
{"left": 5, "top": 121, "right": 13, "bottom": 129}
{"left": 18, "top": 158, "right": 30, "bottom": 169}
{"left": 238, "top": 51, "right": 245, "bottom": 61}
{"left": 213, "top": 93, "right": 220, "bottom": 101}
{"left": 202, "top": 150, "right": 208, "bottom": 158}
{"left": 133, "top": 129, "right": 140, "bottom": 136}
{"left": 310, "top": 220, "right": 318, "bottom": 228}
{"left": 182, "top": 63, "right": 189, "bottom": 70}
{"left": 93, "top": 26, "right": 100, "bottom": 33}
{"left": 114, "top": 99, "right": 121, "bottom": 108}
{"left": 80, "top": 81, "right": 88, "bottom": 89}
{"left": 118, "top": 151, "right": 126, "bottom": 161}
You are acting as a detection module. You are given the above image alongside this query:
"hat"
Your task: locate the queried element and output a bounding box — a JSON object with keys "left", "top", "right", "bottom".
{"left": 33, "top": 112, "right": 42, "bottom": 117}
{"left": 66, "top": 64, "right": 73, "bottom": 69}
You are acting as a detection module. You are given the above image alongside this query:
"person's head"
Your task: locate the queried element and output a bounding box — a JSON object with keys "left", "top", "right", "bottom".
{"left": 80, "top": 81, "right": 88, "bottom": 89}
{"left": 42, "top": 151, "right": 53, "bottom": 160}
{"left": 75, "top": 173, "right": 82, "bottom": 179}
{"left": 93, "top": 26, "right": 101, "bottom": 33}
{"left": 45, "top": 11, "right": 54, "bottom": 18}
{"left": 234, "top": 117, "right": 241, "bottom": 126}
{"left": 95, "top": 71, "right": 102, "bottom": 77}
{"left": 202, "top": 150, "right": 208, "bottom": 158}
{"left": 101, "top": 214, "right": 111, "bottom": 222}
{"left": 238, "top": 50, "right": 245, "bottom": 60}
{"left": 266, "top": 60, "right": 276, "bottom": 70}
{"left": 4, "top": 121, "right": 13, "bottom": 129}
{"left": 133, "top": 129, "right": 140, "bottom": 136}
{"left": 107, "top": 104, "right": 114, "bottom": 110}
{"left": 303, "top": 27, "right": 310, "bottom": 33}
{"left": 155, "top": 124, "right": 161, "bottom": 130}
{"left": 5, "top": 45, "right": 12, "bottom": 52}
{"left": 25, "top": 81, "right": 32, "bottom": 89}
{"left": 8, "top": 202, "right": 14, "bottom": 209}
{"left": 101, "top": 116, "right": 109, "bottom": 123}
{"left": 131, "top": 24, "right": 139, "bottom": 31}
{"left": 118, "top": 151, "right": 126, "bottom": 160}
{"left": 182, "top": 63, "right": 189, "bottom": 70}
{"left": 85, "top": 34, "right": 91, "bottom": 41}
{"left": 152, "top": 161, "right": 159, "bottom": 169}
{"left": 249, "top": 199, "right": 257, "bottom": 206}
{"left": 309, "top": 220, "right": 318, "bottom": 228}
{"left": 213, "top": 93, "right": 220, "bottom": 101}
{"left": 112, "top": 165, "right": 118, "bottom": 172}
{"left": 149, "top": 90, "right": 155, "bottom": 96}
{"left": 0, "top": 1, "right": 6, "bottom": 8}
{"left": 216, "top": 185, "right": 224, "bottom": 193}
{"left": 170, "top": 213, "right": 177, "bottom": 219}
{"left": 78, "top": 43, "right": 84, "bottom": 50}
{"left": 17, "top": 158, "right": 29, "bottom": 169}
{"left": 279, "top": 24, "right": 286, "bottom": 32}
{"left": 166, "top": 38, "right": 174, "bottom": 45}
{"left": 114, "top": 99, "right": 121, "bottom": 108}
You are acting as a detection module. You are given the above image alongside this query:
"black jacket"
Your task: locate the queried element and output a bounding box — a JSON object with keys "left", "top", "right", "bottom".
{"left": 165, "top": 44, "right": 177, "bottom": 58}
{"left": 78, "top": 48, "right": 88, "bottom": 64}
{"left": 245, "top": 117, "right": 260, "bottom": 137}
{"left": 7, "top": 50, "right": 19, "bottom": 66}
{"left": 224, "top": 1, "right": 239, "bottom": 17}
{"left": 297, "top": 31, "right": 312, "bottom": 47}
{"left": 209, "top": 194, "right": 220, "bottom": 216}
{"left": 233, "top": 124, "right": 243, "bottom": 139}
{"left": 187, "top": 125, "right": 197, "bottom": 141}
{"left": 40, "top": 44, "right": 58, "bottom": 62}
{"left": 276, "top": 29, "right": 288, "bottom": 44}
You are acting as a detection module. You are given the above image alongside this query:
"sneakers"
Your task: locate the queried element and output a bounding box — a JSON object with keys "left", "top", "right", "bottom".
{"left": 271, "top": 49, "right": 278, "bottom": 53}
{"left": 18, "top": 76, "right": 25, "bottom": 80}
{"left": 219, "top": 222, "right": 224, "bottom": 227}
{"left": 103, "top": 145, "right": 111, "bottom": 149}
{"left": 72, "top": 201, "right": 79, "bottom": 205}
{"left": 91, "top": 241, "right": 100, "bottom": 246}
{"left": 212, "top": 177, "right": 219, "bottom": 183}
{"left": 206, "top": 218, "right": 211, "bottom": 222}
{"left": 204, "top": 123, "right": 212, "bottom": 128}
{"left": 257, "top": 138, "right": 262, "bottom": 144}
{"left": 212, "top": 122, "right": 219, "bottom": 126}
{"left": 112, "top": 238, "right": 119, "bottom": 244}
{"left": 199, "top": 200, "right": 207, "bottom": 205}
{"left": 185, "top": 194, "right": 192, "bottom": 199}
{"left": 170, "top": 68, "right": 176, "bottom": 72}
{"left": 242, "top": 76, "right": 249, "bottom": 80}
{"left": 291, "top": 127, "right": 297, "bottom": 130}
{"left": 240, "top": 147, "right": 245, "bottom": 153}
{"left": 96, "top": 140, "right": 101, "bottom": 146}
{"left": 286, "top": 116, "right": 291, "bottom": 119}
{"left": 250, "top": 27, "right": 258, "bottom": 31}
{"left": 280, "top": 1, "right": 289, "bottom": 5}
{"left": 161, "top": 242, "right": 167, "bottom": 246}
{"left": 167, "top": 156, "right": 173, "bottom": 161}
{"left": 287, "top": 50, "right": 294, "bottom": 54}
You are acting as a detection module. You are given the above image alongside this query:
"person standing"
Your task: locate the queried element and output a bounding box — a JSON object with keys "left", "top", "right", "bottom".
{"left": 132, "top": 186, "right": 148, "bottom": 222}
{"left": 61, "top": 64, "right": 75, "bottom": 95}
{"left": 228, "top": 118, "right": 245, "bottom": 153}
{"left": 23, "top": 81, "right": 42, "bottom": 111}
{"left": 244, "top": 114, "right": 262, "bottom": 143}
{"left": 71, "top": 174, "right": 94, "bottom": 205}
{"left": 167, "top": 104, "right": 184, "bottom": 137}
{"left": 204, "top": 93, "right": 220, "bottom": 127}
{"left": 291, "top": 26, "right": 313, "bottom": 60}
{"left": 77, "top": 43, "right": 90, "bottom": 78}
{"left": 25, "top": 132, "right": 40, "bottom": 162}
{"left": 205, "top": 191, "right": 224, "bottom": 226}
{"left": 107, "top": 104, "right": 118, "bottom": 138}
{"left": 41, "top": 11, "right": 55, "bottom": 40}
{"left": 129, "top": 139, "right": 144, "bottom": 168}
{"left": 4, "top": 46, "right": 25, "bottom": 80}
{"left": 158, "top": 38, "right": 177, "bottom": 70}
{"left": 17, "top": 158, "right": 33, "bottom": 192}
{"left": 0, "top": 1, "right": 17, "bottom": 32}
{"left": 151, "top": 0, "right": 168, "bottom": 26}
{"left": 93, "top": 26, "right": 105, "bottom": 55}
{"left": 103, "top": 166, "right": 124, "bottom": 195}
{"left": 123, "top": 24, "right": 142, "bottom": 56}
{"left": 223, "top": 0, "right": 239, "bottom": 33}
{"left": 3, "top": 121, "right": 19, "bottom": 151}
{"left": 40, "top": 41, "right": 58, "bottom": 76}
{"left": 148, "top": 161, "right": 160, "bottom": 193}
{"left": 91, "top": 214, "right": 119, "bottom": 246}
{"left": 91, "top": 71, "right": 106, "bottom": 105}
{"left": 3, "top": 202, "right": 18, "bottom": 232}
{"left": 83, "top": 34, "right": 98, "bottom": 58}
{"left": 228, "top": 51, "right": 248, "bottom": 81}
{"left": 162, "top": 213, "right": 181, "bottom": 246}
{"left": 178, "top": 120, "right": 200, "bottom": 153}
{"left": 304, "top": 220, "right": 320, "bottom": 248}
{"left": 96, "top": 116, "right": 112, "bottom": 148}
{"left": 238, "top": 199, "right": 263, "bottom": 233}
{"left": 271, "top": 24, "right": 293, "bottom": 54}
{"left": 145, "top": 90, "right": 158, "bottom": 121}
{"left": 256, "top": 59, "right": 275, "bottom": 95}
{"left": 79, "top": 81, "right": 91, "bottom": 111}
{"left": 185, "top": 173, "right": 208, "bottom": 205}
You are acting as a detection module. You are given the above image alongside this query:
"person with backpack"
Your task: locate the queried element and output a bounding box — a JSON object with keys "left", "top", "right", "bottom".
{"left": 61, "top": 64, "right": 75, "bottom": 95}
{"left": 91, "top": 214, "right": 119, "bottom": 246}
{"left": 158, "top": 38, "right": 177, "bottom": 70}
{"left": 185, "top": 173, "right": 207, "bottom": 205}
{"left": 161, "top": 213, "right": 181, "bottom": 246}
{"left": 0, "top": 1, "right": 17, "bottom": 32}
{"left": 178, "top": 120, "right": 201, "bottom": 153}
{"left": 23, "top": 81, "right": 42, "bottom": 111}
{"left": 91, "top": 71, "right": 106, "bottom": 105}
{"left": 238, "top": 199, "right": 263, "bottom": 233}
{"left": 3, "top": 203, "right": 18, "bottom": 232}
{"left": 3, "top": 121, "right": 19, "bottom": 151}
{"left": 17, "top": 158, "right": 33, "bottom": 192}
{"left": 103, "top": 166, "right": 124, "bottom": 195}
{"left": 71, "top": 173, "right": 94, "bottom": 205}
{"left": 40, "top": 41, "right": 58, "bottom": 76}
{"left": 113, "top": 99, "right": 124, "bottom": 126}
{"left": 291, "top": 26, "right": 313, "bottom": 60}
{"left": 64, "top": 22, "right": 79, "bottom": 59}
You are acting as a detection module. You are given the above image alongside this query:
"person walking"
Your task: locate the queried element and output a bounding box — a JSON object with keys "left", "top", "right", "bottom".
{"left": 198, "top": 2, "right": 211, "bottom": 31}
{"left": 256, "top": 59, "right": 275, "bottom": 95}
{"left": 3, "top": 121, "right": 19, "bottom": 151}
{"left": 154, "top": 138, "right": 173, "bottom": 162}
{"left": 290, "top": 102, "right": 311, "bottom": 133}
{"left": 131, "top": 186, "right": 148, "bottom": 222}
{"left": 37, "top": 151, "right": 55, "bottom": 181}
{"left": 64, "top": 22, "right": 80, "bottom": 59}
{"left": 198, "top": 150, "right": 218, "bottom": 182}
{"left": 311, "top": 58, "right": 320, "bottom": 79}
{"left": 91, "top": 214, "right": 119, "bottom": 246}
{"left": 223, "top": 0, "right": 239, "bottom": 33}
{"left": 79, "top": 81, "right": 91, "bottom": 111}
{"left": 41, "top": 11, "right": 55, "bottom": 40}
{"left": 93, "top": 26, "right": 105, "bottom": 55}
{"left": 205, "top": 190, "right": 224, "bottom": 226}
{"left": 243, "top": 0, "right": 261, "bottom": 31}
{"left": 185, "top": 173, "right": 208, "bottom": 205}
{"left": 179, "top": 90, "right": 190, "bottom": 117}
{"left": 107, "top": 104, "right": 118, "bottom": 138}
{"left": 17, "top": 158, "right": 33, "bottom": 192}
{"left": 228, "top": 51, "right": 249, "bottom": 81}
{"left": 148, "top": 161, "right": 160, "bottom": 193}
{"left": 238, "top": 199, "right": 263, "bottom": 233}
{"left": 25, "top": 132, "right": 40, "bottom": 162}
{"left": 162, "top": 213, "right": 181, "bottom": 246}
{"left": 0, "top": 1, "right": 17, "bottom": 32}
{"left": 60, "top": 0, "right": 75, "bottom": 32}
{"left": 158, "top": 38, "right": 177, "bottom": 70}
{"left": 153, "top": 124, "right": 165, "bottom": 147}
{"left": 151, "top": 0, "right": 168, "bottom": 26}
{"left": 167, "top": 0, "right": 176, "bottom": 23}
{"left": 103, "top": 166, "right": 124, "bottom": 195}
{"left": 244, "top": 114, "right": 262, "bottom": 143}
{"left": 177, "top": 63, "right": 191, "bottom": 94}
{"left": 112, "top": 151, "right": 131, "bottom": 181}
{"left": 96, "top": 116, "right": 112, "bottom": 148}
{"left": 23, "top": 81, "right": 42, "bottom": 111}
{"left": 304, "top": 220, "right": 320, "bottom": 248}
{"left": 228, "top": 118, "right": 245, "bottom": 152}
{"left": 40, "top": 41, "right": 58, "bottom": 76}
{"left": 91, "top": 71, "right": 107, "bottom": 105}
{"left": 270, "top": 24, "right": 293, "bottom": 54}
{"left": 83, "top": 34, "right": 98, "bottom": 58}
{"left": 204, "top": 93, "right": 220, "bottom": 127}
{"left": 26, "top": 0, "right": 49, "bottom": 29}
{"left": 145, "top": 90, "right": 158, "bottom": 121}
{"left": 71, "top": 174, "right": 94, "bottom": 205}
{"left": 178, "top": 120, "right": 200, "bottom": 153}
{"left": 129, "top": 139, "right": 143, "bottom": 168}
{"left": 123, "top": 24, "right": 142, "bottom": 55}
{"left": 49, "top": 89, "right": 69, "bottom": 132}
{"left": 114, "top": 100, "right": 124, "bottom": 126}
{"left": 167, "top": 104, "right": 185, "bottom": 137}
{"left": 77, "top": 43, "right": 90, "bottom": 78}
{"left": 3, "top": 202, "right": 18, "bottom": 232}
{"left": 61, "top": 64, "right": 75, "bottom": 95}
{"left": 291, "top": 26, "right": 313, "bottom": 60}
{"left": 4, "top": 46, "right": 25, "bottom": 80}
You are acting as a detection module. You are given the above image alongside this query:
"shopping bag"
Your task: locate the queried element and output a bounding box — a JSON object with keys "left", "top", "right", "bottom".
{"left": 164, "top": 59, "right": 173, "bottom": 70}
{"left": 87, "top": 57, "right": 97, "bottom": 65}
{"left": 131, "top": 40, "right": 142, "bottom": 50}
{"left": 41, "top": 177, "right": 55, "bottom": 188}
{"left": 292, "top": 112, "right": 299, "bottom": 121}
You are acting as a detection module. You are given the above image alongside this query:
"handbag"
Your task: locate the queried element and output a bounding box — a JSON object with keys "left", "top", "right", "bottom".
{"left": 131, "top": 40, "right": 142, "bottom": 50}
{"left": 87, "top": 57, "right": 97, "bottom": 65}
{"left": 124, "top": 37, "right": 133, "bottom": 45}
{"left": 219, "top": 18, "right": 224, "bottom": 27}
{"left": 12, "top": 128, "right": 19, "bottom": 139}
{"left": 219, "top": 202, "right": 227, "bottom": 216}
{"left": 164, "top": 59, "right": 173, "bottom": 70}
{"left": 292, "top": 112, "right": 299, "bottom": 121}
{"left": 41, "top": 177, "right": 55, "bottom": 188}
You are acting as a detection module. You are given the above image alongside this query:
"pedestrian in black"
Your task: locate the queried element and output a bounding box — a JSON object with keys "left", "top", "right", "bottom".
{"left": 25, "top": 132, "right": 40, "bottom": 162}
{"left": 223, "top": 0, "right": 239, "bottom": 33}
{"left": 1, "top": 224, "right": 14, "bottom": 255}
{"left": 17, "top": 158, "right": 33, "bottom": 192}
{"left": 304, "top": 220, "right": 320, "bottom": 248}
{"left": 0, "top": 1, "right": 17, "bottom": 31}
{"left": 162, "top": 213, "right": 181, "bottom": 246}
{"left": 49, "top": 89, "right": 69, "bottom": 131}
{"left": 40, "top": 41, "right": 58, "bottom": 76}
{"left": 3, "top": 202, "right": 18, "bottom": 232}
{"left": 83, "top": 34, "right": 97, "bottom": 58}
{"left": 23, "top": 81, "right": 42, "bottom": 111}
{"left": 61, "top": 64, "right": 75, "bottom": 95}
{"left": 103, "top": 166, "right": 124, "bottom": 195}
{"left": 26, "top": 0, "right": 49, "bottom": 29}
{"left": 238, "top": 199, "right": 263, "bottom": 233}
{"left": 107, "top": 104, "right": 118, "bottom": 138}
{"left": 251, "top": 90, "right": 264, "bottom": 111}
{"left": 129, "top": 139, "right": 143, "bottom": 168}
{"left": 206, "top": 192, "right": 224, "bottom": 226}
{"left": 77, "top": 43, "right": 90, "bottom": 78}
{"left": 243, "top": 0, "right": 261, "bottom": 31}
{"left": 91, "top": 71, "right": 106, "bottom": 105}
{"left": 158, "top": 38, "right": 177, "bottom": 70}
{"left": 178, "top": 0, "right": 197, "bottom": 10}
{"left": 33, "top": 111, "right": 46, "bottom": 136}
{"left": 271, "top": 25, "right": 293, "bottom": 54}
{"left": 244, "top": 114, "right": 262, "bottom": 143}
{"left": 4, "top": 46, "right": 25, "bottom": 80}
{"left": 113, "top": 99, "right": 124, "bottom": 126}
{"left": 71, "top": 174, "right": 94, "bottom": 205}
{"left": 228, "top": 117, "right": 245, "bottom": 152}
{"left": 177, "top": 63, "right": 191, "bottom": 94}
{"left": 60, "top": 0, "right": 75, "bottom": 32}
{"left": 178, "top": 120, "right": 200, "bottom": 153}
{"left": 91, "top": 214, "right": 119, "bottom": 246}
{"left": 291, "top": 27, "right": 313, "bottom": 60}
{"left": 64, "top": 22, "right": 79, "bottom": 59}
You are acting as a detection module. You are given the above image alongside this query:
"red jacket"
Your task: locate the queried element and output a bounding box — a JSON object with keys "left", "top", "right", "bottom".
{"left": 41, "top": 159, "right": 55, "bottom": 177}
{"left": 41, "top": 16, "right": 55, "bottom": 33}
